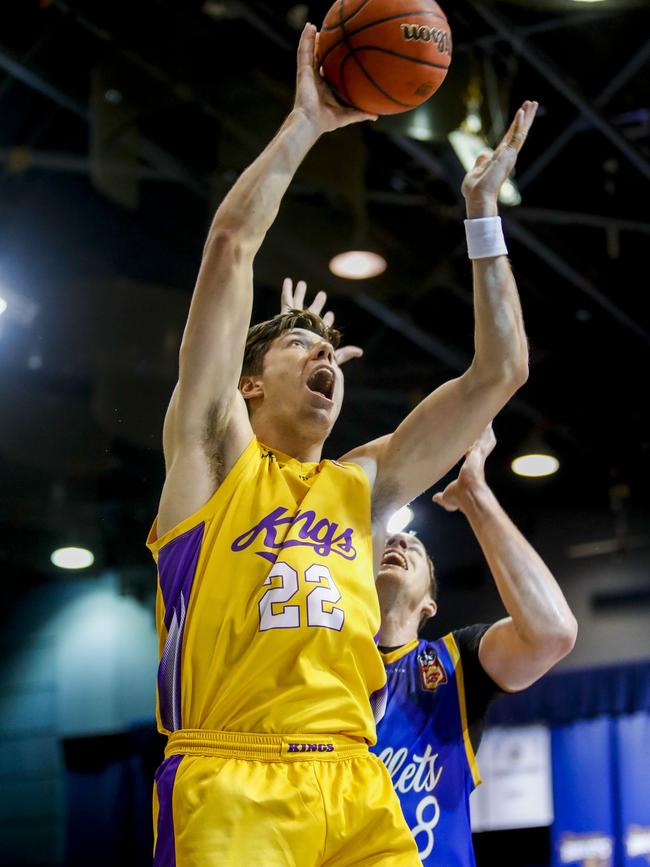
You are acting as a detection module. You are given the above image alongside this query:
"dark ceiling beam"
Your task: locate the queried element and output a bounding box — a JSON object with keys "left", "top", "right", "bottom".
{"left": 503, "top": 217, "right": 650, "bottom": 347}
{"left": 467, "top": 0, "right": 650, "bottom": 182}
{"left": 0, "top": 41, "right": 207, "bottom": 198}
{"left": 52, "top": 0, "right": 263, "bottom": 153}
{"left": 457, "top": 8, "right": 621, "bottom": 52}
{"left": 354, "top": 293, "right": 471, "bottom": 372}
{"left": 0, "top": 147, "right": 165, "bottom": 179}
{"left": 383, "top": 131, "right": 641, "bottom": 336}
{"left": 518, "top": 36, "right": 650, "bottom": 190}
{"left": 513, "top": 208, "right": 650, "bottom": 236}
{"left": 0, "top": 39, "right": 87, "bottom": 118}
{"left": 386, "top": 132, "right": 447, "bottom": 180}
{"left": 353, "top": 293, "right": 586, "bottom": 447}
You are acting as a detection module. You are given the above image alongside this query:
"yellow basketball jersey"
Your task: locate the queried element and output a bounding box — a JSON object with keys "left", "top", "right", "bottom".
{"left": 146, "top": 437, "right": 387, "bottom": 743}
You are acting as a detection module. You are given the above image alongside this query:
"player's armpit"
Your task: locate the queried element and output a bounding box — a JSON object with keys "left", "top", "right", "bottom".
{"left": 157, "top": 391, "right": 253, "bottom": 538}
{"left": 478, "top": 616, "right": 577, "bottom": 693}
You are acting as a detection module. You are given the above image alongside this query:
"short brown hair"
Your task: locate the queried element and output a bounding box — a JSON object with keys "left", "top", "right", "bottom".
{"left": 242, "top": 309, "right": 341, "bottom": 377}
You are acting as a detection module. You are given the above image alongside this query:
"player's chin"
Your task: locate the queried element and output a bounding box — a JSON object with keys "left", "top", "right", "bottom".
{"left": 376, "top": 565, "right": 408, "bottom": 584}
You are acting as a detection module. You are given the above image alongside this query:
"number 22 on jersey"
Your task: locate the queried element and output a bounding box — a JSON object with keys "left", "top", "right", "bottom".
{"left": 258, "top": 562, "right": 344, "bottom": 632}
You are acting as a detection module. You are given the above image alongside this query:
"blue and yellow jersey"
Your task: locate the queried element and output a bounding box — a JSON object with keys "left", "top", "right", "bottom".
{"left": 372, "top": 635, "right": 482, "bottom": 867}
{"left": 146, "top": 437, "right": 386, "bottom": 743}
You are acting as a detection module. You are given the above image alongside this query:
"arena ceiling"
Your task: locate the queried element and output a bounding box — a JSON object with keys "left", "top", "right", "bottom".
{"left": 0, "top": 0, "right": 648, "bottom": 603}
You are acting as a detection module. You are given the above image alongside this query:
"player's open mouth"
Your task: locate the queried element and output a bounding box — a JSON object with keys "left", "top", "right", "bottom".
{"left": 306, "top": 366, "right": 335, "bottom": 401}
{"left": 381, "top": 549, "right": 408, "bottom": 570}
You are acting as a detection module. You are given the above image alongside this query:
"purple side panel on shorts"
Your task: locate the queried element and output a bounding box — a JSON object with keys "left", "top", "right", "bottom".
{"left": 157, "top": 523, "right": 205, "bottom": 731}
{"left": 370, "top": 683, "right": 388, "bottom": 725}
{"left": 154, "top": 754, "right": 183, "bottom": 867}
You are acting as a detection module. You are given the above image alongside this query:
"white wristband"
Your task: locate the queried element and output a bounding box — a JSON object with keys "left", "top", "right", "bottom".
{"left": 464, "top": 216, "right": 508, "bottom": 260}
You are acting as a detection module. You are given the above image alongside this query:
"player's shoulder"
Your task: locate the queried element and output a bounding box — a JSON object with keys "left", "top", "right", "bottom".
{"left": 449, "top": 623, "right": 492, "bottom": 656}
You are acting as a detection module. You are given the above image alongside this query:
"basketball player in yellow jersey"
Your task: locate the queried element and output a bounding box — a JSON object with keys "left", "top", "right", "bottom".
{"left": 148, "top": 20, "right": 536, "bottom": 867}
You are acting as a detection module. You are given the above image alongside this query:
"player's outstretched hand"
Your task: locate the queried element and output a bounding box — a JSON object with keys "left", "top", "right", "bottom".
{"left": 432, "top": 424, "right": 497, "bottom": 512}
{"left": 461, "top": 100, "right": 538, "bottom": 214}
{"left": 294, "top": 23, "right": 377, "bottom": 134}
{"left": 280, "top": 277, "right": 363, "bottom": 366}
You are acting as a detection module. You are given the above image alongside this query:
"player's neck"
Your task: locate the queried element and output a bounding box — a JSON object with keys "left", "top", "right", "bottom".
{"left": 378, "top": 608, "right": 419, "bottom": 648}
{"left": 252, "top": 417, "right": 324, "bottom": 463}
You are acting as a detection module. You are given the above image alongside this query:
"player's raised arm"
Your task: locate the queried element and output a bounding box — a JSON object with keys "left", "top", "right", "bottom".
{"left": 343, "top": 102, "right": 537, "bottom": 524}
{"left": 158, "top": 25, "right": 375, "bottom": 535}
{"left": 433, "top": 425, "right": 578, "bottom": 691}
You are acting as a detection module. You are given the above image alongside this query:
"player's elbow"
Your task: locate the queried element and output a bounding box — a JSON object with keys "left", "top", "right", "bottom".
{"left": 501, "top": 350, "right": 529, "bottom": 391}
{"left": 202, "top": 226, "right": 244, "bottom": 264}
{"left": 548, "top": 615, "right": 578, "bottom": 661}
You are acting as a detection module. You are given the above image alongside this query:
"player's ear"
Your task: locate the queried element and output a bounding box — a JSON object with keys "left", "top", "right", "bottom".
{"left": 239, "top": 376, "right": 264, "bottom": 402}
{"left": 421, "top": 599, "right": 437, "bottom": 621}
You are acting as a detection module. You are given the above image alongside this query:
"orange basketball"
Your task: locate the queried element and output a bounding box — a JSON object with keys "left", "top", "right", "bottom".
{"left": 318, "top": 0, "right": 452, "bottom": 116}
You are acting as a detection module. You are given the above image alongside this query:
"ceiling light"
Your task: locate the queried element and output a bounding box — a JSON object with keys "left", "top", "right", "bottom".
{"left": 51, "top": 546, "right": 95, "bottom": 570}
{"left": 570, "top": 0, "right": 607, "bottom": 3}
{"left": 0, "top": 286, "right": 38, "bottom": 325}
{"left": 449, "top": 129, "right": 522, "bottom": 206}
{"left": 387, "top": 505, "right": 414, "bottom": 534}
{"left": 511, "top": 454, "right": 559, "bottom": 478}
{"left": 329, "top": 251, "right": 387, "bottom": 280}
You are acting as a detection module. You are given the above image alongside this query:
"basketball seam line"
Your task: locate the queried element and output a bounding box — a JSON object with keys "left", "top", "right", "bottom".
{"left": 320, "top": 9, "right": 449, "bottom": 68}
{"left": 321, "top": 0, "right": 373, "bottom": 32}
{"left": 338, "top": 0, "right": 356, "bottom": 106}
{"left": 340, "top": 49, "right": 414, "bottom": 109}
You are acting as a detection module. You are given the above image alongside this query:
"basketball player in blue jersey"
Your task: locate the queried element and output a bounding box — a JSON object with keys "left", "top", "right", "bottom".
{"left": 371, "top": 425, "right": 578, "bottom": 866}
{"left": 150, "top": 16, "right": 538, "bottom": 865}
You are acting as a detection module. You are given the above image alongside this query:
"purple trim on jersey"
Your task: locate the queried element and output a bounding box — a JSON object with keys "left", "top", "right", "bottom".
{"left": 370, "top": 683, "right": 388, "bottom": 725}
{"left": 154, "top": 754, "right": 183, "bottom": 867}
{"left": 157, "top": 523, "right": 205, "bottom": 731}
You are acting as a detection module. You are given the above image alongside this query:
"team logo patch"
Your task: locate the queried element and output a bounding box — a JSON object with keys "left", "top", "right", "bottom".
{"left": 417, "top": 649, "right": 447, "bottom": 691}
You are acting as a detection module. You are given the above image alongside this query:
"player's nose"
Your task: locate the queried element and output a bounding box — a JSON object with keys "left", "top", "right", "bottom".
{"left": 312, "top": 341, "right": 334, "bottom": 364}
{"left": 386, "top": 534, "right": 408, "bottom": 550}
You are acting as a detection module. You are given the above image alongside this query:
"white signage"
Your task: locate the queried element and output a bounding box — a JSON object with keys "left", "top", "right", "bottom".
{"left": 470, "top": 725, "right": 553, "bottom": 832}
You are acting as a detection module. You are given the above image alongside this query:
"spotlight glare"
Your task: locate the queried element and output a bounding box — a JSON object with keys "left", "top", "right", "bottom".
{"left": 511, "top": 454, "right": 559, "bottom": 478}
{"left": 329, "top": 250, "right": 387, "bottom": 280}
{"left": 51, "top": 546, "right": 95, "bottom": 570}
{"left": 387, "top": 505, "right": 414, "bottom": 534}
{"left": 407, "top": 107, "right": 434, "bottom": 141}
{"left": 0, "top": 297, "right": 7, "bottom": 316}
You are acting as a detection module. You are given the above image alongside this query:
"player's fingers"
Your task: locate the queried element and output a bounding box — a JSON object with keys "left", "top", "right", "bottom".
{"left": 432, "top": 493, "right": 457, "bottom": 512}
{"left": 473, "top": 152, "right": 491, "bottom": 171}
{"left": 296, "top": 24, "right": 315, "bottom": 79}
{"left": 281, "top": 277, "right": 294, "bottom": 312}
{"left": 322, "top": 310, "right": 335, "bottom": 327}
{"left": 313, "top": 31, "right": 322, "bottom": 71}
{"left": 335, "top": 345, "right": 363, "bottom": 365}
{"left": 294, "top": 280, "right": 308, "bottom": 310}
{"left": 308, "top": 289, "right": 328, "bottom": 316}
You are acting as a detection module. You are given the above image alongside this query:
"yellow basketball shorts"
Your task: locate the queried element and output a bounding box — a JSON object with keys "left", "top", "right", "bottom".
{"left": 152, "top": 729, "right": 420, "bottom": 867}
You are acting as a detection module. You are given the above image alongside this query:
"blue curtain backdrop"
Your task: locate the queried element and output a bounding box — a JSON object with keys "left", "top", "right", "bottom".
{"left": 487, "top": 660, "right": 650, "bottom": 867}
{"left": 616, "top": 712, "right": 650, "bottom": 867}
{"left": 551, "top": 716, "right": 618, "bottom": 867}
